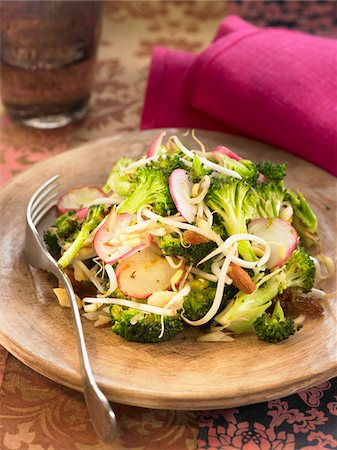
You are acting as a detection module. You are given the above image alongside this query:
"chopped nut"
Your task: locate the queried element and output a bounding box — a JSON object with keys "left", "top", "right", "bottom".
{"left": 84, "top": 303, "right": 99, "bottom": 313}
{"left": 170, "top": 269, "right": 184, "bottom": 288}
{"left": 148, "top": 291, "right": 176, "bottom": 308}
{"left": 94, "top": 315, "right": 112, "bottom": 327}
{"left": 227, "top": 263, "right": 256, "bottom": 294}
{"left": 72, "top": 263, "right": 88, "bottom": 283}
{"left": 53, "top": 287, "right": 82, "bottom": 309}
{"left": 182, "top": 230, "right": 210, "bottom": 245}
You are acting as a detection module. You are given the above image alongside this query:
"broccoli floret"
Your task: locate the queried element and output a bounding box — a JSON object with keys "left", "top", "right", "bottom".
{"left": 286, "top": 189, "right": 318, "bottom": 247}
{"left": 43, "top": 229, "right": 61, "bottom": 254}
{"left": 215, "top": 154, "right": 258, "bottom": 183}
{"left": 117, "top": 164, "right": 174, "bottom": 216}
{"left": 214, "top": 248, "right": 315, "bottom": 333}
{"left": 215, "top": 273, "right": 281, "bottom": 333}
{"left": 110, "top": 288, "right": 133, "bottom": 300}
{"left": 109, "top": 305, "right": 185, "bottom": 343}
{"left": 284, "top": 248, "right": 315, "bottom": 293}
{"left": 190, "top": 156, "right": 212, "bottom": 182}
{"left": 205, "top": 176, "right": 259, "bottom": 261}
{"left": 183, "top": 280, "right": 216, "bottom": 321}
{"left": 103, "top": 157, "right": 135, "bottom": 196}
{"left": 58, "top": 205, "right": 105, "bottom": 268}
{"left": 254, "top": 300, "right": 302, "bottom": 343}
{"left": 183, "top": 279, "right": 237, "bottom": 322}
{"left": 159, "top": 233, "right": 217, "bottom": 264}
{"left": 153, "top": 153, "right": 188, "bottom": 173}
{"left": 43, "top": 210, "right": 82, "bottom": 254}
{"left": 256, "top": 161, "right": 287, "bottom": 184}
{"left": 54, "top": 211, "right": 81, "bottom": 238}
{"left": 254, "top": 182, "right": 286, "bottom": 218}
{"left": 211, "top": 219, "right": 228, "bottom": 240}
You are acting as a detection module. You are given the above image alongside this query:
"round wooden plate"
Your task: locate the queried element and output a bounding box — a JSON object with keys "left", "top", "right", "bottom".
{"left": 0, "top": 129, "right": 336, "bottom": 410}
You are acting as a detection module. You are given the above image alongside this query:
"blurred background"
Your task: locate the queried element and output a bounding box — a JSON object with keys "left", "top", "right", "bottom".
{"left": 1, "top": 0, "right": 336, "bottom": 182}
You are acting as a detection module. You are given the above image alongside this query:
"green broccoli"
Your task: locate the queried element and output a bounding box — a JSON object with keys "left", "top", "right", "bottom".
{"left": 109, "top": 305, "right": 185, "bottom": 343}
{"left": 117, "top": 163, "right": 175, "bottom": 216}
{"left": 103, "top": 157, "right": 135, "bottom": 196}
{"left": 190, "top": 156, "right": 212, "bottom": 182}
{"left": 211, "top": 219, "right": 228, "bottom": 241}
{"left": 254, "top": 300, "right": 302, "bottom": 343}
{"left": 215, "top": 273, "right": 280, "bottom": 333}
{"left": 182, "top": 279, "right": 237, "bottom": 322}
{"left": 205, "top": 176, "right": 259, "bottom": 261}
{"left": 54, "top": 211, "right": 81, "bottom": 237}
{"left": 159, "top": 233, "right": 217, "bottom": 264}
{"left": 109, "top": 288, "right": 134, "bottom": 301}
{"left": 286, "top": 189, "right": 318, "bottom": 247}
{"left": 256, "top": 161, "right": 287, "bottom": 184}
{"left": 214, "top": 153, "right": 258, "bottom": 183}
{"left": 214, "top": 248, "right": 315, "bottom": 333}
{"left": 152, "top": 153, "right": 188, "bottom": 173}
{"left": 182, "top": 280, "right": 216, "bottom": 321}
{"left": 283, "top": 248, "right": 315, "bottom": 293}
{"left": 43, "top": 229, "right": 61, "bottom": 254}
{"left": 43, "top": 210, "right": 82, "bottom": 255}
{"left": 254, "top": 182, "right": 286, "bottom": 218}
{"left": 57, "top": 205, "right": 105, "bottom": 268}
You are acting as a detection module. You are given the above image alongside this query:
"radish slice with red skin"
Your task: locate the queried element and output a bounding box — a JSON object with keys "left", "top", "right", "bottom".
{"left": 116, "top": 246, "right": 177, "bottom": 299}
{"left": 57, "top": 186, "right": 105, "bottom": 213}
{"left": 212, "top": 146, "right": 242, "bottom": 161}
{"left": 248, "top": 218, "right": 298, "bottom": 269}
{"left": 146, "top": 131, "right": 166, "bottom": 158}
{"left": 169, "top": 169, "right": 197, "bottom": 223}
{"left": 76, "top": 208, "right": 89, "bottom": 220}
{"left": 212, "top": 146, "right": 267, "bottom": 182}
{"left": 94, "top": 210, "right": 151, "bottom": 264}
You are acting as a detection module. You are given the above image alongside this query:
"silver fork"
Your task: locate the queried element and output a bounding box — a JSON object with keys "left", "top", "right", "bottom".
{"left": 25, "top": 175, "right": 117, "bottom": 443}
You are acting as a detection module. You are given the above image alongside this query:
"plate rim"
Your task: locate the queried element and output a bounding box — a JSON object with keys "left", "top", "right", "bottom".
{"left": 2, "top": 329, "right": 337, "bottom": 410}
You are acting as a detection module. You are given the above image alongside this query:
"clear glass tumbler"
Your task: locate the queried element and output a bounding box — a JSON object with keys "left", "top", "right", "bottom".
{"left": 0, "top": 1, "right": 102, "bottom": 129}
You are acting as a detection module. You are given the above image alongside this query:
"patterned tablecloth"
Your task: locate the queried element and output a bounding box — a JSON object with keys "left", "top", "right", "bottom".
{"left": 0, "top": 2, "right": 336, "bottom": 449}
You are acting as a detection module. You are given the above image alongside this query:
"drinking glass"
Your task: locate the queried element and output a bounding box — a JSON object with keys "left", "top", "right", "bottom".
{"left": 0, "top": 1, "right": 102, "bottom": 129}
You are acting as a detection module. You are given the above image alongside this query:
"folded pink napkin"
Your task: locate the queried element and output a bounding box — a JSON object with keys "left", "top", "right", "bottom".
{"left": 141, "top": 16, "right": 337, "bottom": 176}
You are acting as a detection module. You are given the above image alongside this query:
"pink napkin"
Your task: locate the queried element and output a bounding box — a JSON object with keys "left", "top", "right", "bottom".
{"left": 141, "top": 16, "right": 337, "bottom": 176}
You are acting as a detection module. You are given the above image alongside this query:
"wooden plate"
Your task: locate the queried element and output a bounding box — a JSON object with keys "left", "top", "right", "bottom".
{"left": 0, "top": 129, "right": 336, "bottom": 410}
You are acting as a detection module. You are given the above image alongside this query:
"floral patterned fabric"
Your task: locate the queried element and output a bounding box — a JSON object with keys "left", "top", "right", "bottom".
{"left": 197, "top": 379, "right": 337, "bottom": 450}
{"left": 0, "top": 2, "right": 336, "bottom": 449}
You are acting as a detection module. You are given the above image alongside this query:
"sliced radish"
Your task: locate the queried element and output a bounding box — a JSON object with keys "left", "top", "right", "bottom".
{"left": 248, "top": 218, "right": 298, "bottom": 269}
{"left": 57, "top": 187, "right": 104, "bottom": 213}
{"left": 146, "top": 131, "right": 166, "bottom": 158}
{"left": 212, "top": 146, "right": 242, "bottom": 161}
{"left": 116, "top": 246, "right": 177, "bottom": 299}
{"left": 258, "top": 173, "right": 267, "bottom": 183}
{"left": 169, "top": 169, "right": 197, "bottom": 223}
{"left": 76, "top": 208, "right": 89, "bottom": 220}
{"left": 94, "top": 210, "right": 151, "bottom": 264}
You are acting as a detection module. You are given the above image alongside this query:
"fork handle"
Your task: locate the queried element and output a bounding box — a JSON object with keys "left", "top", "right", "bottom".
{"left": 59, "top": 270, "right": 117, "bottom": 443}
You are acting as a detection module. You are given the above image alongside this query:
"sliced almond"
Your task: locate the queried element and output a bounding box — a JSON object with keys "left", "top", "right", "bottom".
{"left": 227, "top": 263, "right": 256, "bottom": 294}
{"left": 94, "top": 314, "right": 112, "bottom": 327}
{"left": 147, "top": 291, "right": 176, "bottom": 308}
{"left": 53, "top": 287, "right": 82, "bottom": 309}
{"left": 182, "top": 230, "right": 210, "bottom": 245}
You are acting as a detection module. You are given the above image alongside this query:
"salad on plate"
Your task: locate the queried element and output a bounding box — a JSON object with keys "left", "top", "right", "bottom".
{"left": 44, "top": 131, "right": 333, "bottom": 344}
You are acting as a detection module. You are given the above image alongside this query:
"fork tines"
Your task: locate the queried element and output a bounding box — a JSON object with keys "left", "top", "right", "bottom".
{"left": 28, "top": 175, "right": 60, "bottom": 226}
